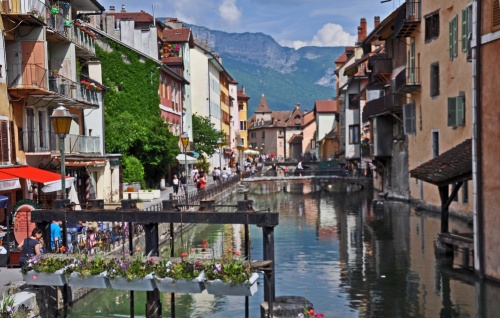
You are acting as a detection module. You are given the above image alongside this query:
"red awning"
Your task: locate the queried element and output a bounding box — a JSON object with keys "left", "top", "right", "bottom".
{"left": 0, "top": 166, "right": 74, "bottom": 192}
{"left": 0, "top": 171, "right": 20, "bottom": 191}
{"left": 0, "top": 171, "right": 18, "bottom": 181}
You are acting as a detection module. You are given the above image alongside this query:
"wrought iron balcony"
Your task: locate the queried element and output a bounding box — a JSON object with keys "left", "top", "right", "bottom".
{"left": 21, "top": 130, "right": 101, "bottom": 154}
{"left": 46, "top": 19, "right": 96, "bottom": 56}
{"left": 371, "top": 58, "right": 393, "bottom": 84}
{"left": 395, "top": 67, "right": 421, "bottom": 93}
{"left": 7, "top": 63, "right": 47, "bottom": 90}
{"left": 395, "top": 1, "right": 421, "bottom": 38}
{"left": 362, "top": 93, "right": 406, "bottom": 122}
{"left": 49, "top": 73, "right": 102, "bottom": 106}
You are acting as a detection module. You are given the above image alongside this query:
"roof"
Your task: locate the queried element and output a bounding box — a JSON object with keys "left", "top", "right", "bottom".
{"left": 162, "top": 28, "right": 195, "bottom": 48}
{"left": 255, "top": 94, "right": 271, "bottom": 113}
{"left": 237, "top": 89, "right": 250, "bottom": 100}
{"left": 303, "top": 111, "right": 315, "bottom": 126}
{"left": 335, "top": 47, "right": 354, "bottom": 64}
{"left": 410, "top": 139, "right": 472, "bottom": 187}
{"left": 315, "top": 100, "right": 338, "bottom": 113}
{"left": 107, "top": 11, "right": 154, "bottom": 23}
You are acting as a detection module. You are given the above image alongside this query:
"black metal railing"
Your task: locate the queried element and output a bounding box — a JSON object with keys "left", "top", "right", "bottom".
{"left": 394, "top": 0, "right": 421, "bottom": 38}
{"left": 21, "top": 130, "right": 101, "bottom": 154}
{"left": 362, "top": 93, "right": 406, "bottom": 122}
{"left": 395, "top": 67, "right": 421, "bottom": 92}
{"left": 371, "top": 58, "right": 393, "bottom": 77}
{"left": 7, "top": 63, "right": 47, "bottom": 89}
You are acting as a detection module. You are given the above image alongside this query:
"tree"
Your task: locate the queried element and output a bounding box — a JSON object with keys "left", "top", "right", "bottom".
{"left": 192, "top": 114, "right": 224, "bottom": 157}
{"left": 122, "top": 155, "right": 144, "bottom": 188}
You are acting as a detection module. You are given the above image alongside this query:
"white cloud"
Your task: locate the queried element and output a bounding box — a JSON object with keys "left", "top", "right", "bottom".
{"left": 219, "top": 0, "right": 242, "bottom": 25}
{"left": 280, "top": 23, "right": 357, "bottom": 49}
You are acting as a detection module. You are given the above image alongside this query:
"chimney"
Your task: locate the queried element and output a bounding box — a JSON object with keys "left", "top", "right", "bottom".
{"left": 109, "top": 6, "right": 115, "bottom": 12}
{"left": 374, "top": 16, "right": 380, "bottom": 28}
{"left": 121, "top": 4, "right": 126, "bottom": 12}
{"left": 358, "top": 18, "right": 367, "bottom": 43}
{"left": 242, "top": 85, "right": 245, "bottom": 94}
{"left": 296, "top": 102, "right": 300, "bottom": 109}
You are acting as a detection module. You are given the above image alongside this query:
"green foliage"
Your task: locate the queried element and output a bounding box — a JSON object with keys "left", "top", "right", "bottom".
{"left": 121, "top": 156, "right": 144, "bottom": 186}
{"left": 192, "top": 114, "right": 223, "bottom": 157}
{"left": 21, "top": 255, "right": 70, "bottom": 275}
{"left": 196, "top": 156, "right": 210, "bottom": 175}
{"left": 1, "top": 288, "right": 31, "bottom": 318}
{"left": 203, "top": 251, "right": 252, "bottom": 284}
{"left": 96, "top": 40, "right": 179, "bottom": 187}
{"left": 107, "top": 254, "right": 156, "bottom": 281}
{"left": 65, "top": 255, "right": 111, "bottom": 278}
{"left": 154, "top": 260, "right": 202, "bottom": 281}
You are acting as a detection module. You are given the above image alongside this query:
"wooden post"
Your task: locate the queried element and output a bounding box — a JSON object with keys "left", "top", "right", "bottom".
{"left": 439, "top": 185, "right": 449, "bottom": 233}
{"left": 262, "top": 226, "right": 275, "bottom": 317}
{"left": 144, "top": 223, "right": 161, "bottom": 318}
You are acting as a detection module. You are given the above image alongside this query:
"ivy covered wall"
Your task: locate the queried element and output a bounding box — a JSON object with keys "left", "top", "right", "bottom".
{"left": 96, "top": 38, "right": 179, "bottom": 187}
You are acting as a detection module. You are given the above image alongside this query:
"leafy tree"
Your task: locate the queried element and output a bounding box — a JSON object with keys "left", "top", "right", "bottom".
{"left": 192, "top": 114, "right": 224, "bottom": 157}
{"left": 122, "top": 155, "right": 144, "bottom": 187}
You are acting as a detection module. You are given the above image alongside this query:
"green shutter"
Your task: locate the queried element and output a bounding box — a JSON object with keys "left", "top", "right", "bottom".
{"left": 454, "top": 15, "right": 459, "bottom": 58}
{"left": 457, "top": 96, "right": 465, "bottom": 126}
{"left": 462, "top": 8, "right": 468, "bottom": 51}
{"left": 449, "top": 20, "right": 454, "bottom": 60}
{"left": 448, "top": 97, "right": 457, "bottom": 127}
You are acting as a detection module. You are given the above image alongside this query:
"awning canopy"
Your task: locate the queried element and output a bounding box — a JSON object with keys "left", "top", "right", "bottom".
{"left": 0, "top": 171, "right": 20, "bottom": 191}
{"left": 410, "top": 139, "right": 472, "bottom": 187}
{"left": 176, "top": 154, "right": 197, "bottom": 164}
{"left": 0, "top": 166, "right": 74, "bottom": 193}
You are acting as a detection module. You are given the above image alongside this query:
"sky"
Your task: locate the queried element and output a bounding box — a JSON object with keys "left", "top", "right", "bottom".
{"left": 98, "top": 0, "right": 404, "bottom": 49}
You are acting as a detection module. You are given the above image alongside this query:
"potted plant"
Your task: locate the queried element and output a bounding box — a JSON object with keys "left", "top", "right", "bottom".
{"left": 203, "top": 250, "right": 259, "bottom": 296}
{"left": 50, "top": 5, "right": 59, "bottom": 16}
{"left": 21, "top": 255, "right": 71, "bottom": 286}
{"left": 107, "top": 252, "right": 157, "bottom": 291}
{"left": 154, "top": 257, "right": 205, "bottom": 293}
{"left": 66, "top": 255, "right": 111, "bottom": 289}
{"left": 52, "top": 70, "right": 59, "bottom": 77}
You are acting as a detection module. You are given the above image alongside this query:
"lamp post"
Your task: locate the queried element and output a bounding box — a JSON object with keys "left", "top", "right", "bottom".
{"left": 181, "top": 132, "right": 189, "bottom": 201}
{"left": 237, "top": 142, "right": 244, "bottom": 176}
{"left": 217, "top": 138, "right": 223, "bottom": 171}
{"left": 50, "top": 103, "right": 73, "bottom": 200}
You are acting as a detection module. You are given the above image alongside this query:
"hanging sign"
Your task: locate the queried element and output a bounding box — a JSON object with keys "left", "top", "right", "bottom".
{"left": 0, "top": 178, "right": 20, "bottom": 191}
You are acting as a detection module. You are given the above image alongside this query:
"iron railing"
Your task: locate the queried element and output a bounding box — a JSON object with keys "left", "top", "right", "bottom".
{"left": 395, "top": 67, "right": 421, "bottom": 92}
{"left": 49, "top": 72, "right": 102, "bottom": 105}
{"left": 394, "top": 0, "right": 422, "bottom": 38}
{"left": 371, "top": 58, "right": 393, "bottom": 77}
{"left": 21, "top": 130, "right": 101, "bottom": 154}
{"left": 362, "top": 93, "right": 406, "bottom": 122}
{"left": 7, "top": 63, "right": 47, "bottom": 89}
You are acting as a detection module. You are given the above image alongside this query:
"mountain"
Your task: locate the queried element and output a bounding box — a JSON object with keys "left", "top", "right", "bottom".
{"left": 188, "top": 25, "right": 345, "bottom": 114}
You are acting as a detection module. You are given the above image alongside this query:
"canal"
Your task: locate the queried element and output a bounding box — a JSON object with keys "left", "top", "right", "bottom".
{"left": 69, "top": 180, "right": 500, "bottom": 317}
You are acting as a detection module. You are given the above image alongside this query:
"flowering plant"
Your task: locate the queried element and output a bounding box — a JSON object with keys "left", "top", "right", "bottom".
{"left": 107, "top": 252, "right": 156, "bottom": 281}
{"left": 20, "top": 254, "right": 70, "bottom": 275}
{"left": 0, "top": 288, "right": 31, "bottom": 318}
{"left": 154, "top": 259, "right": 203, "bottom": 281}
{"left": 203, "top": 249, "right": 252, "bottom": 284}
{"left": 65, "top": 255, "right": 111, "bottom": 278}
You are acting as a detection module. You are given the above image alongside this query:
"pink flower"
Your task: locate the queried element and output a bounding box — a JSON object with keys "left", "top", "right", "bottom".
{"left": 235, "top": 251, "right": 241, "bottom": 256}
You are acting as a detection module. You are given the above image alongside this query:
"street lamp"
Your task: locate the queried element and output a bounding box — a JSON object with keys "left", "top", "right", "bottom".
{"left": 217, "top": 138, "right": 224, "bottom": 171}
{"left": 237, "top": 142, "right": 244, "bottom": 176}
{"left": 50, "top": 103, "right": 73, "bottom": 200}
{"left": 181, "top": 132, "right": 189, "bottom": 201}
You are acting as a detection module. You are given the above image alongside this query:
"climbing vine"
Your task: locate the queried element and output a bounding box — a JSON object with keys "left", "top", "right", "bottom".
{"left": 96, "top": 39, "right": 179, "bottom": 187}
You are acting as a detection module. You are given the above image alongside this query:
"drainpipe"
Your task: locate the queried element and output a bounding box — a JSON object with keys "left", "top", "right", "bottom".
{"left": 472, "top": 0, "right": 484, "bottom": 279}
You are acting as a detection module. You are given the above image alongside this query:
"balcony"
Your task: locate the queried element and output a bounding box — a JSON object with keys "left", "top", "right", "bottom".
{"left": 395, "top": 67, "right": 421, "bottom": 93}
{"left": 49, "top": 74, "right": 102, "bottom": 106}
{"left": 395, "top": 1, "right": 421, "bottom": 38}
{"left": 46, "top": 20, "right": 96, "bottom": 56}
{"left": 362, "top": 93, "right": 406, "bottom": 122}
{"left": 7, "top": 63, "right": 48, "bottom": 92}
{"left": 21, "top": 131, "right": 101, "bottom": 154}
{"left": 1, "top": 0, "right": 46, "bottom": 25}
{"left": 371, "top": 58, "right": 393, "bottom": 84}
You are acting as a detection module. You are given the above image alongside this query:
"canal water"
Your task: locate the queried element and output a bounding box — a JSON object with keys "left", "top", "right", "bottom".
{"left": 68, "top": 180, "right": 500, "bottom": 317}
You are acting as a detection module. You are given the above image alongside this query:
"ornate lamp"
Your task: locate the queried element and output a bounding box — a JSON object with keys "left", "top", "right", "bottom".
{"left": 50, "top": 103, "right": 73, "bottom": 200}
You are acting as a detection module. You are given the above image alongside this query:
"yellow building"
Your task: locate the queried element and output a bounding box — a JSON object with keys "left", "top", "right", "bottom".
{"left": 237, "top": 87, "right": 250, "bottom": 147}
{"left": 219, "top": 71, "right": 232, "bottom": 143}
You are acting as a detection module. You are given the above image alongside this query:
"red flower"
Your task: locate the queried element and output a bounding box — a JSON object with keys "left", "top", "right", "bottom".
{"left": 136, "top": 247, "right": 141, "bottom": 252}
{"left": 235, "top": 251, "right": 241, "bottom": 256}
{"left": 228, "top": 248, "right": 233, "bottom": 253}
{"left": 181, "top": 252, "right": 188, "bottom": 258}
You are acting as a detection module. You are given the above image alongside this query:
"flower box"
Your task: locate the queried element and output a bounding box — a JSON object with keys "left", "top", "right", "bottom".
{"left": 109, "top": 273, "right": 156, "bottom": 291}
{"left": 68, "top": 271, "right": 109, "bottom": 289}
{"left": 23, "top": 269, "right": 67, "bottom": 286}
{"left": 155, "top": 271, "right": 205, "bottom": 294}
{"left": 205, "top": 272, "right": 259, "bottom": 296}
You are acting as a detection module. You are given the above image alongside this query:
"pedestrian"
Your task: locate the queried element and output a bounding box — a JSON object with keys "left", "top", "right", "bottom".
{"left": 271, "top": 163, "right": 278, "bottom": 176}
{"left": 18, "top": 228, "right": 43, "bottom": 267}
{"left": 180, "top": 171, "right": 187, "bottom": 195}
{"left": 284, "top": 165, "right": 289, "bottom": 177}
{"left": 198, "top": 172, "right": 207, "bottom": 192}
{"left": 222, "top": 167, "right": 228, "bottom": 182}
{"left": 50, "top": 220, "right": 62, "bottom": 252}
{"left": 172, "top": 174, "right": 179, "bottom": 196}
{"left": 297, "top": 160, "right": 303, "bottom": 176}
{"left": 191, "top": 166, "right": 198, "bottom": 181}
{"left": 66, "top": 202, "right": 79, "bottom": 253}
{"left": 212, "top": 168, "right": 218, "bottom": 183}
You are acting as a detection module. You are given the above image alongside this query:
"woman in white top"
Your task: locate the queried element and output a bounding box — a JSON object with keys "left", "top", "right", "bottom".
{"left": 172, "top": 175, "right": 179, "bottom": 196}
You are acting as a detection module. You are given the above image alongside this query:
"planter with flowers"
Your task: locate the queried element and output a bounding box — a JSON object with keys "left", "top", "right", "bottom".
{"left": 107, "top": 253, "right": 157, "bottom": 291}
{"left": 203, "top": 250, "right": 259, "bottom": 296}
{"left": 66, "top": 255, "right": 110, "bottom": 289}
{"left": 21, "top": 255, "right": 71, "bottom": 286}
{"left": 154, "top": 255, "right": 205, "bottom": 294}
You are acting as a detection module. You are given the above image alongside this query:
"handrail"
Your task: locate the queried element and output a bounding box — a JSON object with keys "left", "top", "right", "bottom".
{"left": 7, "top": 63, "right": 47, "bottom": 89}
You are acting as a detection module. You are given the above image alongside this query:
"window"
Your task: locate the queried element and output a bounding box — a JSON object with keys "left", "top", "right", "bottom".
{"left": 262, "top": 131, "right": 265, "bottom": 138}
{"left": 449, "top": 14, "right": 458, "bottom": 60}
{"left": 462, "top": 181, "right": 469, "bottom": 204}
{"left": 432, "top": 131, "right": 439, "bottom": 158}
{"left": 462, "top": 7, "right": 471, "bottom": 52}
{"left": 430, "top": 63, "right": 439, "bottom": 97}
{"left": 493, "top": 0, "right": 500, "bottom": 31}
{"left": 349, "top": 125, "right": 360, "bottom": 144}
{"left": 425, "top": 12, "right": 439, "bottom": 42}
{"left": 348, "top": 94, "right": 359, "bottom": 109}
{"left": 0, "top": 120, "right": 10, "bottom": 163}
{"left": 448, "top": 94, "right": 465, "bottom": 127}
{"left": 240, "top": 121, "right": 247, "bottom": 131}
{"left": 403, "top": 103, "right": 416, "bottom": 135}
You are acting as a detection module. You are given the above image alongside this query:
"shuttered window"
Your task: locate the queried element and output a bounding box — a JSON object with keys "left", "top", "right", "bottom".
{"left": 430, "top": 63, "right": 440, "bottom": 97}
{"left": 448, "top": 95, "right": 465, "bottom": 127}
{"left": 0, "top": 120, "right": 9, "bottom": 163}
{"left": 449, "top": 15, "right": 458, "bottom": 60}
{"left": 403, "top": 103, "right": 416, "bottom": 135}
{"left": 493, "top": 0, "right": 500, "bottom": 31}
{"left": 462, "top": 8, "right": 468, "bottom": 52}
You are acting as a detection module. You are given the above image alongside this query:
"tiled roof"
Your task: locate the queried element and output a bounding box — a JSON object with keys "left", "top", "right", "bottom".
{"left": 162, "top": 28, "right": 191, "bottom": 42}
{"left": 315, "top": 100, "right": 337, "bottom": 113}
{"left": 303, "top": 111, "right": 315, "bottom": 126}
{"left": 410, "top": 139, "right": 472, "bottom": 186}
{"left": 107, "top": 11, "right": 154, "bottom": 23}
{"left": 255, "top": 94, "right": 271, "bottom": 113}
{"left": 237, "top": 89, "right": 250, "bottom": 100}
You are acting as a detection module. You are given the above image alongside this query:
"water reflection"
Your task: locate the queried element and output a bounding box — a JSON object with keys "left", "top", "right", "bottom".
{"left": 70, "top": 180, "right": 497, "bottom": 317}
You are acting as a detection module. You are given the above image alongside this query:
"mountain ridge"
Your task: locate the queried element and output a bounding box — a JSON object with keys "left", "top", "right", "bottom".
{"left": 187, "top": 24, "right": 345, "bottom": 113}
